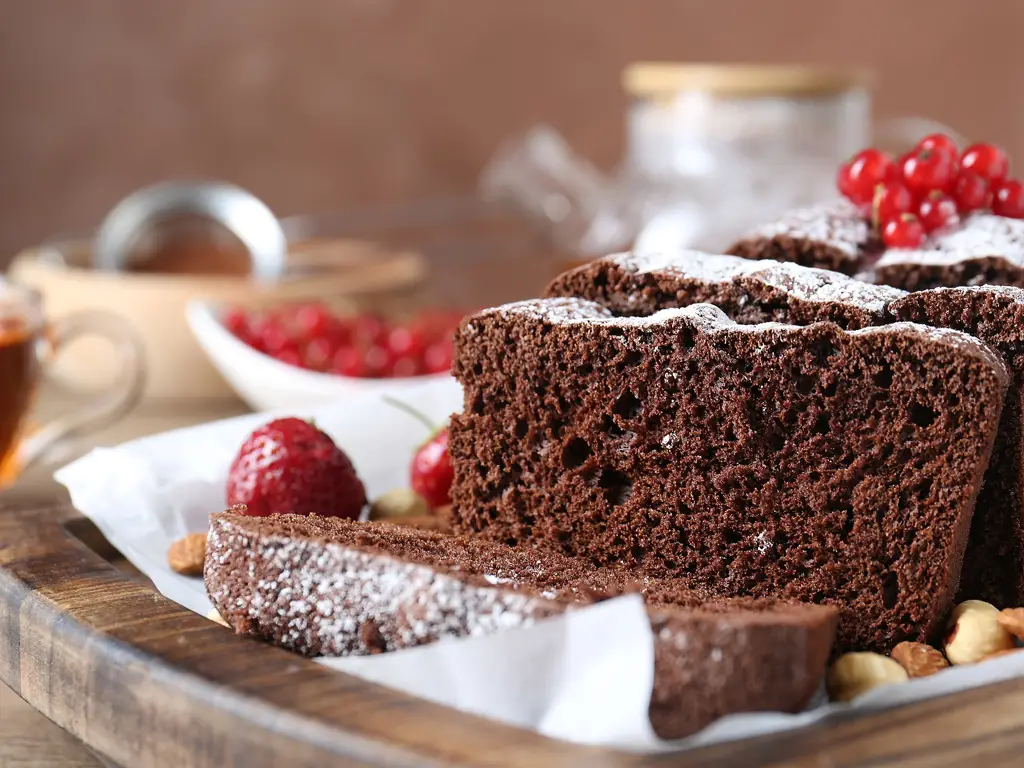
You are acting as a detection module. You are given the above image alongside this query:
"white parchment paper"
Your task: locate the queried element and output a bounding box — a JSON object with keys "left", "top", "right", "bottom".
{"left": 54, "top": 378, "right": 1024, "bottom": 752}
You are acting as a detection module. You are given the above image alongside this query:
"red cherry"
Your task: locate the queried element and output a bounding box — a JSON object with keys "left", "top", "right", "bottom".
{"left": 916, "top": 133, "right": 959, "bottom": 158}
{"left": 917, "top": 191, "right": 960, "bottom": 233}
{"left": 410, "top": 429, "right": 453, "bottom": 509}
{"left": 872, "top": 182, "right": 914, "bottom": 229}
{"left": 952, "top": 172, "right": 993, "bottom": 214}
{"left": 333, "top": 347, "right": 366, "bottom": 377}
{"left": 881, "top": 213, "right": 926, "bottom": 249}
{"left": 961, "top": 143, "right": 1009, "bottom": 185}
{"left": 992, "top": 179, "right": 1024, "bottom": 219}
{"left": 900, "top": 148, "right": 957, "bottom": 195}
{"left": 423, "top": 342, "right": 454, "bottom": 374}
{"left": 836, "top": 149, "right": 899, "bottom": 206}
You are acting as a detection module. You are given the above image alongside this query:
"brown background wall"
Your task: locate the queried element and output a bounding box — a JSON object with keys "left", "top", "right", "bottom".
{"left": 1, "top": 0, "right": 1021, "bottom": 265}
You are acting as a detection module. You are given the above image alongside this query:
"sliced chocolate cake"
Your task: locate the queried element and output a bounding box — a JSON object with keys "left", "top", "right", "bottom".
{"left": 206, "top": 510, "right": 838, "bottom": 740}
{"left": 890, "top": 286, "right": 1024, "bottom": 607}
{"left": 727, "top": 199, "right": 1024, "bottom": 291}
{"left": 544, "top": 250, "right": 906, "bottom": 329}
{"left": 449, "top": 298, "right": 1007, "bottom": 652}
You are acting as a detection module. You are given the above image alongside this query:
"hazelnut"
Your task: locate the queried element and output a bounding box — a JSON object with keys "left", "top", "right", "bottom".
{"left": 826, "top": 652, "right": 909, "bottom": 702}
{"left": 944, "top": 600, "right": 1016, "bottom": 664}
{"left": 890, "top": 641, "right": 949, "bottom": 678}
{"left": 369, "top": 488, "right": 430, "bottom": 521}
{"left": 167, "top": 532, "right": 207, "bottom": 576}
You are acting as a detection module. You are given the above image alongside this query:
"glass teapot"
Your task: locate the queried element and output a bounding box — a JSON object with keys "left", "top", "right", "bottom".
{"left": 481, "top": 63, "right": 963, "bottom": 260}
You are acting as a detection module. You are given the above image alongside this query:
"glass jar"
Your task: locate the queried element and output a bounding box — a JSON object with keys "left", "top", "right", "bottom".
{"left": 623, "top": 63, "right": 874, "bottom": 252}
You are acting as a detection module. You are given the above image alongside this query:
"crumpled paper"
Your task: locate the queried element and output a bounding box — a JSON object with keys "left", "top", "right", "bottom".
{"left": 54, "top": 377, "right": 1024, "bottom": 753}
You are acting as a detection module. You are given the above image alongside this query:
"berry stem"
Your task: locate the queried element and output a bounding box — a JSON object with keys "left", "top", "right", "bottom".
{"left": 381, "top": 394, "right": 440, "bottom": 435}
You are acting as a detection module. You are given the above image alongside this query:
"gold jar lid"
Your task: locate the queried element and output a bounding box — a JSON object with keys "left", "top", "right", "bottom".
{"left": 622, "top": 63, "right": 874, "bottom": 99}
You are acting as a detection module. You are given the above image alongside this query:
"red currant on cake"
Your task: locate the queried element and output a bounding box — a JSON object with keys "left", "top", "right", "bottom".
{"left": 992, "top": 179, "right": 1024, "bottom": 219}
{"left": 871, "top": 182, "right": 914, "bottom": 228}
{"left": 917, "top": 191, "right": 960, "bottom": 233}
{"left": 900, "top": 148, "right": 957, "bottom": 196}
{"left": 960, "top": 143, "right": 1009, "bottom": 185}
{"left": 226, "top": 417, "right": 367, "bottom": 518}
{"left": 881, "top": 213, "right": 926, "bottom": 249}
{"left": 837, "top": 149, "right": 899, "bottom": 206}
{"left": 952, "top": 172, "right": 993, "bottom": 214}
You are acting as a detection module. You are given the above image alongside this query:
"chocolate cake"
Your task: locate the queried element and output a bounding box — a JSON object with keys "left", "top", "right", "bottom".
{"left": 890, "top": 286, "right": 1024, "bottom": 607}
{"left": 544, "top": 250, "right": 906, "bottom": 329}
{"left": 727, "top": 199, "right": 1024, "bottom": 291}
{"left": 205, "top": 510, "right": 838, "bottom": 740}
{"left": 448, "top": 298, "right": 1008, "bottom": 652}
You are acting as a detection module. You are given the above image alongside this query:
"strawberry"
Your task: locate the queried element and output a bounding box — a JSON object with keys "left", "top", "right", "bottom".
{"left": 226, "top": 417, "right": 366, "bottom": 518}
{"left": 410, "top": 428, "right": 453, "bottom": 509}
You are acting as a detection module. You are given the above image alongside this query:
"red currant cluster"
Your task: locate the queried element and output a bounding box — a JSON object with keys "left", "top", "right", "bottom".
{"left": 837, "top": 134, "right": 1024, "bottom": 249}
{"left": 223, "top": 303, "right": 462, "bottom": 379}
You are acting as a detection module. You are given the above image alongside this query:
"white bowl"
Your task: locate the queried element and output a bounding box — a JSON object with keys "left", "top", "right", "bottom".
{"left": 185, "top": 300, "right": 457, "bottom": 411}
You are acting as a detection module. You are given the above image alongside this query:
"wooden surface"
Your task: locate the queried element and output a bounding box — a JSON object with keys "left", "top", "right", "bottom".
{"left": 5, "top": 396, "right": 1024, "bottom": 766}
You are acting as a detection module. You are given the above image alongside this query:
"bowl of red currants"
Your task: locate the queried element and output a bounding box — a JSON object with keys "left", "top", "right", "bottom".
{"left": 186, "top": 299, "right": 464, "bottom": 411}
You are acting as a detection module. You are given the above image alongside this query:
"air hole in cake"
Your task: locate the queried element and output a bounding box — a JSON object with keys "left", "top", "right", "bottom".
{"left": 915, "top": 478, "right": 933, "bottom": 500}
{"left": 679, "top": 330, "right": 695, "bottom": 349}
{"left": 619, "top": 350, "right": 643, "bottom": 369}
{"left": 598, "top": 468, "right": 633, "bottom": 506}
{"left": 514, "top": 420, "right": 528, "bottom": 439}
{"left": 631, "top": 546, "right": 646, "bottom": 562}
{"left": 742, "top": 361, "right": 754, "bottom": 374}
{"left": 599, "top": 414, "right": 625, "bottom": 437}
{"left": 472, "top": 363, "right": 483, "bottom": 376}
{"left": 579, "top": 363, "right": 593, "bottom": 376}
{"left": 724, "top": 425, "right": 738, "bottom": 442}
{"left": 608, "top": 327, "right": 624, "bottom": 337}
{"left": 723, "top": 528, "right": 742, "bottom": 545}
{"left": 822, "top": 379, "right": 838, "bottom": 397}
{"left": 613, "top": 390, "right": 642, "bottom": 420}
{"left": 812, "top": 413, "right": 831, "bottom": 435}
{"left": 767, "top": 431, "right": 786, "bottom": 452}
{"left": 780, "top": 408, "right": 798, "bottom": 425}
{"left": 882, "top": 572, "right": 900, "bottom": 610}
{"left": 874, "top": 364, "right": 893, "bottom": 389}
{"left": 472, "top": 393, "right": 485, "bottom": 415}
{"left": 796, "top": 375, "right": 815, "bottom": 394}
{"left": 562, "top": 437, "right": 593, "bottom": 469}
{"left": 840, "top": 506, "right": 855, "bottom": 538}
{"left": 910, "top": 403, "right": 938, "bottom": 428}
{"left": 811, "top": 338, "right": 839, "bottom": 360}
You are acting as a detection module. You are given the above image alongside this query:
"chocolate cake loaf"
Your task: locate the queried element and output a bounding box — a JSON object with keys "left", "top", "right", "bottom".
{"left": 727, "top": 199, "right": 1024, "bottom": 291}
{"left": 206, "top": 510, "right": 838, "bottom": 740}
{"left": 544, "top": 250, "right": 906, "bottom": 329}
{"left": 448, "top": 298, "right": 1008, "bottom": 652}
{"left": 890, "top": 286, "right": 1024, "bottom": 607}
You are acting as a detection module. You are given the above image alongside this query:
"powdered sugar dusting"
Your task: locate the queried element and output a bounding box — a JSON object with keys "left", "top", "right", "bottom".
{"left": 914, "top": 285, "right": 1024, "bottom": 303}
{"left": 875, "top": 214, "right": 1024, "bottom": 274}
{"left": 739, "top": 199, "right": 869, "bottom": 260}
{"left": 853, "top": 322, "right": 1009, "bottom": 383}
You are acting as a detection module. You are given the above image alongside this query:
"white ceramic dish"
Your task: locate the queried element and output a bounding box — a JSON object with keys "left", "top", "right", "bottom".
{"left": 185, "top": 300, "right": 456, "bottom": 411}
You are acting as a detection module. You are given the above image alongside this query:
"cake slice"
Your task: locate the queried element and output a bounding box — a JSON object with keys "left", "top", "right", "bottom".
{"left": 890, "top": 286, "right": 1024, "bottom": 607}
{"left": 449, "top": 298, "right": 1007, "bottom": 652}
{"left": 544, "top": 250, "right": 906, "bottom": 329}
{"left": 205, "top": 510, "right": 838, "bottom": 740}
{"left": 726, "top": 199, "right": 1024, "bottom": 290}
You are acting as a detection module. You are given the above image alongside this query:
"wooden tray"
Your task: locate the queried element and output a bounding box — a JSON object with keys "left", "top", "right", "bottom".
{"left": 2, "top": 491, "right": 1024, "bottom": 767}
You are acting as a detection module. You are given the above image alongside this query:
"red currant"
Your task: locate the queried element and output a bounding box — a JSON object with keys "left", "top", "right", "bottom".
{"left": 274, "top": 346, "right": 303, "bottom": 368}
{"left": 900, "top": 148, "right": 957, "bottom": 195}
{"left": 294, "top": 303, "right": 333, "bottom": 338}
{"left": 353, "top": 314, "right": 388, "bottom": 347}
{"left": 837, "top": 149, "right": 899, "bottom": 206}
{"left": 423, "top": 342, "right": 454, "bottom": 374}
{"left": 333, "top": 347, "right": 366, "bottom": 377}
{"left": 302, "top": 337, "right": 335, "bottom": 372}
{"left": 961, "top": 143, "right": 1009, "bottom": 185}
{"left": 916, "top": 133, "right": 959, "bottom": 159}
{"left": 363, "top": 345, "right": 392, "bottom": 378}
{"left": 388, "top": 354, "right": 423, "bottom": 378}
{"left": 952, "top": 172, "right": 993, "bottom": 214}
{"left": 881, "top": 213, "right": 926, "bottom": 249}
{"left": 992, "top": 179, "right": 1024, "bottom": 219}
{"left": 387, "top": 326, "right": 426, "bottom": 359}
{"left": 872, "top": 182, "right": 914, "bottom": 229}
{"left": 410, "top": 428, "right": 453, "bottom": 509}
{"left": 917, "top": 191, "right": 959, "bottom": 233}
{"left": 223, "top": 307, "right": 249, "bottom": 337}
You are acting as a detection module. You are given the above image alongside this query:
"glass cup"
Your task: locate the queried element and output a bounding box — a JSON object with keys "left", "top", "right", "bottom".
{"left": 0, "top": 279, "right": 145, "bottom": 486}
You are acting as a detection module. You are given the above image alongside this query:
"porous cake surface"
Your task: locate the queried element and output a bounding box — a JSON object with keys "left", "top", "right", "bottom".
{"left": 449, "top": 298, "right": 1007, "bottom": 652}
{"left": 727, "top": 201, "right": 1024, "bottom": 290}
{"left": 890, "top": 286, "right": 1024, "bottom": 607}
{"left": 205, "top": 511, "right": 838, "bottom": 739}
{"left": 545, "top": 249, "right": 906, "bottom": 329}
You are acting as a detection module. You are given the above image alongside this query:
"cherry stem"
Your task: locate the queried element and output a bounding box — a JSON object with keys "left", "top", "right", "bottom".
{"left": 381, "top": 394, "right": 438, "bottom": 435}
